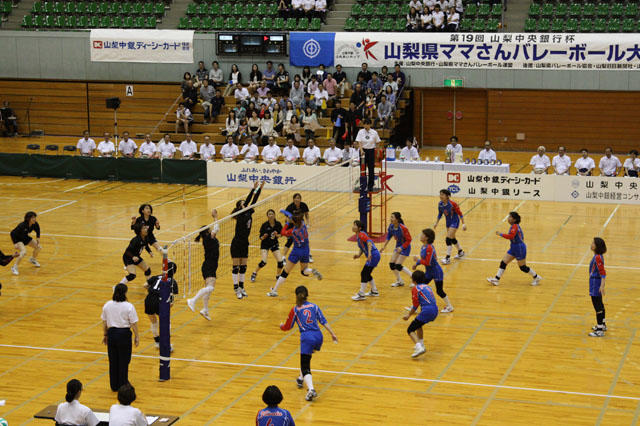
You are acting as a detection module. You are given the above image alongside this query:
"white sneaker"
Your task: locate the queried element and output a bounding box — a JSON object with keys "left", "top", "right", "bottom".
{"left": 411, "top": 344, "right": 426, "bottom": 358}
{"left": 486, "top": 277, "right": 499, "bottom": 286}
{"left": 154, "top": 342, "right": 159, "bottom": 348}
{"left": 391, "top": 281, "right": 405, "bottom": 287}
{"left": 441, "top": 305, "right": 454, "bottom": 313}
{"left": 266, "top": 289, "right": 278, "bottom": 297}
{"left": 305, "top": 389, "right": 317, "bottom": 401}
{"left": 236, "top": 289, "right": 243, "bottom": 299}
{"left": 250, "top": 272, "right": 257, "bottom": 282}
{"left": 454, "top": 250, "right": 465, "bottom": 259}
{"left": 29, "top": 258, "right": 40, "bottom": 267}
{"left": 592, "top": 323, "right": 607, "bottom": 331}
{"left": 309, "top": 255, "right": 314, "bottom": 263}
{"left": 365, "top": 290, "right": 379, "bottom": 297}
{"left": 241, "top": 288, "right": 248, "bottom": 297}
{"left": 351, "top": 292, "right": 366, "bottom": 301}
{"left": 589, "top": 329, "right": 605, "bottom": 337}
{"left": 186, "top": 298, "right": 196, "bottom": 312}
{"left": 531, "top": 275, "right": 542, "bottom": 286}
{"left": 199, "top": 309, "right": 211, "bottom": 321}
{"left": 313, "top": 269, "right": 323, "bottom": 280}
{"left": 11, "top": 265, "right": 18, "bottom": 275}
{"left": 296, "top": 377, "right": 303, "bottom": 388}
{"left": 441, "top": 256, "right": 451, "bottom": 265}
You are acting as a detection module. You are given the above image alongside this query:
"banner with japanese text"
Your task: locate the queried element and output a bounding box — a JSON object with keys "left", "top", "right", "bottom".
{"left": 90, "top": 30, "right": 194, "bottom": 63}
{"left": 333, "top": 32, "right": 640, "bottom": 70}
{"left": 555, "top": 175, "right": 640, "bottom": 204}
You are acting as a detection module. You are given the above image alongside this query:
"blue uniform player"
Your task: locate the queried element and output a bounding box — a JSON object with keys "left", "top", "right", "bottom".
{"left": 403, "top": 270, "right": 439, "bottom": 358}
{"left": 351, "top": 220, "right": 381, "bottom": 301}
{"left": 380, "top": 212, "right": 414, "bottom": 287}
{"left": 412, "top": 228, "right": 454, "bottom": 313}
{"left": 433, "top": 189, "right": 466, "bottom": 264}
{"left": 256, "top": 385, "right": 295, "bottom": 426}
{"left": 268, "top": 213, "right": 322, "bottom": 297}
{"left": 588, "top": 237, "right": 607, "bottom": 337}
{"left": 280, "top": 286, "right": 338, "bottom": 402}
{"left": 487, "top": 211, "right": 542, "bottom": 286}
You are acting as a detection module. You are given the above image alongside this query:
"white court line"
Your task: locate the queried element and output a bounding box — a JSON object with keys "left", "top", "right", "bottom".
{"left": 0, "top": 196, "right": 74, "bottom": 202}
{"left": 0, "top": 178, "right": 64, "bottom": 186}
{"left": 602, "top": 204, "right": 621, "bottom": 230}
{"left": 0, "top": 343, "right": 639, "bottom": 402}
{"left": 161, "top": 187, "right": 231, "bottom": 205}
{"left": 38, "top": 200, "right": 77, "bottom": 215}
{"left": 63, "top": 181, "right": 99, "bottom": 192}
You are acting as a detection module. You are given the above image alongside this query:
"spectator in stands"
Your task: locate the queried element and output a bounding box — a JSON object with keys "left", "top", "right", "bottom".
{"left": 406, "top": 7, "right": 420, "bottom": 31}
{"left": 303, "top": 138, "right": 322, "bottom": 165}
{"left": 284, "top": 100, "right": 298, "bottom": 123}
{"left": 383, "top": 74, "right": 398, "bottom": 95}
{"left": 97, "top": 132, "right": 116, "bottom": 157}
{"left": 278, "top": 0, "right": 289, "bottom": 17}
{"left": 552, "top": 146, "right": 571, "bottom": 175}
{"left": 334, "top": 64, "right": 349, "bottom": 97}
{"left": 323, "top": 139, "right": 342, "bottom": 166}
{"left": 194, "top": 61, "right": 208, "bottom": 87}
{"left": 445, "top": 136, "right": 462, "bottom": 161}
{"left": 118, "top": 132, "right": 137, "bottom": 158}
{"left": 392, "top": 64, "right": 406, "bottom": 88}
{"left": 77, "top": 130, "right": 96, "bottom": 157}
{"left": 179, "top": 134, "right": 197, "bottom": 160}
{"left": 575, "top": 149, "right": 596, "bottom": 176}
{"left": 284, "top": 115, "right": 301, "bottom": 143}
{"left": 347, "top": 101, "right": 362, "bottom": 143}
{"left": 315, "top": 0, "right": 327, "bottom": 21}
{"left": 363, "top": 88, "right": 376, "bottom": 121}
{"left": 221, "top": 135, "right": 239, "bottom": 161}
{"left": 272, "top": 104, "right": 284, "bottom": 134}
{"left": 263, "top": 61, "right": 277, "bottom": 91}
{"left": 431, "top": 5, "right": 445, "bottom": 31}
{"left": 313, "top": 83, "right": 329, "bottom": 117}
{"left": 384, "top": 85, "right": 396, "bottom": 106}
{"left": 341, "top": 141, "right": 360, "bottom": 166}
{"left": 377, "top": 95, "right": 393, "bottom": 128}
{"left": 424, "top": 0, "right": 436, "bottom": 12}
{"left": 623, "top": 149, "right": 640, "bottom": 177}
{"left": 331, "top": 99, "right": 348, "bottom": 146}
{"left": 109, "top": 384, "right": 146, "bottom": 426}
{"left": 301, "top": 105, "right": 319, "bottom": 140}
{"left": 478, "top": 140, "right": 496, "bottom": 162}
{"left": 200, "top": 79, "right": 215, "bottom": 125}
{"left": 599, "top": 147, "right": 622, "bottom": 177}
{"left": 400, "top": 138, "right": 420, "bottom": 161}
{"left": 446, "top": 7, "right": 460, "bottom": 31}
{"left": 529, "top": 145, "right": 550, "bottom": 174}
{"left": 181, "top": 72, "right": 193, "bottom": 91}
{"left": 301, "top": 93, "right": 317, "bottom": 115}
{"left": 55, "top": 379, "right": 99, "bottom": 426}
{"left": 234, "top": 82, "right": 251, "bottom": 107}
{"left": 233, "top": 101, "right": 247, "bottom": 121}
{"left": 223, "top": 110, "right": 239, "bottom": 137}
{"left": 302, "top": 0, "right": 315, "bottom": 17}
{"left": 291, "top": 0, "right": 303, "bottom": 17}
{"left": 350, "top": 83, "right": 366, "bottom": 116}
{"left": 181, "top": 79, "right": 198, "bottom": 111}
{"left": 209, "top": 61, "right": 224, "bottom": 89}
{"left": 261, "top": 136, "right": 282, "bottom": 164}
{"left": 223, "top": 64, "right": 242, "bottom": 97}
{"left": 323, "top": 73, "right": 338, "bottom": 106}
{"left": 175, "top": 104, "right": 193, "bottom": 134}
{"left": 419, "top": 10, "right": 433, "bottom": 31}
{"left": 356, "top": 119, "right": 381, "bottom": 191}
{"left": 156, "top": 134, "right": 176, "bottom": 159}
{"left": 239, "top": 137, "right": 258, "bottom": 163}
{"left": 257, "top": 81, "right": 270, "bottom": 101}
{"left": 263, "top": 92, "right": 277, "bottom": 112}
{"left": 260, "top": 111, "right": 276, "bottom": 145}
{"left": 237, "top": 118, "right": 249, "bottom": 141}
{"left": 248, "top": 64, "right": 263, "bottom": 95}
{"left": 357, "top": 63, "right": 372, "bottom": 85}
{"left": 290, "top": 80, "right": 305, "bottom": 111}
{"left": 211, "top": 89, "right": 225, "bottom": 122}
{"left": 301, "top": 66, "right": 312, "bottom": 86}
{"left": 0, "top": 101, "right": 18, "bottom": 136}
{"left": 200, "top": 136, "right": 216, "bottom": 161}
{"left": 248, "top": 111, "right": 261, "bottom": 138}
{"left": 315, "top": 64, "right": 327, "bottom": 82}
{"left": 307, "top": 75, "right": 319, "bottom": 95}
{"left": 409, "top": 0, "right": 423, "bottom": 12}
{"left": 139, "top": 134, "right": 157, "bottom": 159}
{"left": 455, "top": 0, "right": 464, "bottom": 13}
{"left": 367, "top": 72, "right": 384, "bottom": 101}
{"left": 283, "top": 137, "right": 301, "bottom": 164}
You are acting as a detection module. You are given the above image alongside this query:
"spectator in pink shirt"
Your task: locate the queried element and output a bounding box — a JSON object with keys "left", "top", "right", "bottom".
{"left": 323, "top": 73, "right": 338, "bottom": 106}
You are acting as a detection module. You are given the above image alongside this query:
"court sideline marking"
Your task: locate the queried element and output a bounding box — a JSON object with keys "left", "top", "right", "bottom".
{"left": 1, "top": 344, "right": 639, "bottom": 403}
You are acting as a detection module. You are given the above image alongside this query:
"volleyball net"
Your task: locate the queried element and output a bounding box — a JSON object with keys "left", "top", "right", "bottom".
{"left": 167, "top": 161, "right": 357, "bottom": 296}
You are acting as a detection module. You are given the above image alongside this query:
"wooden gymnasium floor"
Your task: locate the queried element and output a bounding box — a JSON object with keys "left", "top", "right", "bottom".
{"left": 1, "top": 175, "right": 640, "bottom": 425}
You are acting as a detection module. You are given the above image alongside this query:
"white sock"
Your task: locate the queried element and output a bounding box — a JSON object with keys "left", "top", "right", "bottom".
{"left": 446, "top": 245, "right": 452, "bottom": 256}
{"left": 442, "top": 295, "right": 452, "bottom": 308}
{"left": 202, "top": 286, "right": 214, "bottom": 310}
{"left": 232, "top": 273, "right": 238, "bottom": 286}
{"left": 303, "top": 373, "right": 314, "bottom": 391}
{"left": 119, "top": 276, "right": 129, "bottom": 284}
{"left": 150, "top": 322, "right": 159, "bottom": 337}
{"left": 496, "top": 268, "right": 505, "bottom": 279}
{"left": 392, "top": 269, "right": 401, "bottom": 281}
{"left": 192, "top": 287, "right": 208, "bottom": 303}
{"left": 359, "top": 282, "right": 367, "bottom": 294}
{"left": 401, "top": 266, "right": 412, "bottom": 278}
{"left": 303, "top": 267, "right": 313, "bottom": 276}
{"left": 273, "top": 275, "right": 286, "bottom": 292}
{"left": 528, "top": 268, "right": 537, "bottom": 277}
{"left": 418, "top": 338, "right": 424, "bottom": 346}
{"left": 370, "top": 279, "right": 378, "bottom": 292}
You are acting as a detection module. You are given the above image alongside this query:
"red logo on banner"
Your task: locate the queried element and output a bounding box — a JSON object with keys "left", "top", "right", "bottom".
{"left": 447, "top": 173, "right": 461, "bottom": 183}
{"left": 93, "top": 41, "right": 103, "bottom": 49}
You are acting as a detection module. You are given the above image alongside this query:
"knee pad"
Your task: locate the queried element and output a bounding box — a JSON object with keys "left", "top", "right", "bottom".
{"left": 277, "top": 261, "right": 284, "bottom": 269}
{"left": 499, "top": 261, "right": 507, "bottom": 269}
{"left": 300, "top": 354, "right": 311, "bottom": 376}
{"left": 144, "top": 268, "right": 151, "bottom": 276}
{"left": 395, "top": 263, "right": 404, "bottom": 271}
{"left": 239, "top": 265, "right": 247, "bottom": 274}
{"left": 126, "top": 273, "right": 136, "bottom": 282}
{"left": 280, "top": 271, "right": 289, "bottom": 279}
{"left": 451, "top": 239, "right": 458, "bottom": 245}
{"left": 19, "top": 248, "right": 27, "bottom": 257}
{"left": 389, "top": 262, "right": 396, "bottom": 271}
{"left": 445, "top": 237, "right": 452, "bottom": 246}
{"left": 232, "top": 265, "right": 239, "bottom": 274}
{"left": 258, "top": 261, "right": 267, "bottom": 268}
{"left": 519, "top": 265, "right": 530, "bottom": 273}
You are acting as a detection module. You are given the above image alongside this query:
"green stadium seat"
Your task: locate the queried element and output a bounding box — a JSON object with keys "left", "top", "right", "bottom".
{"left": 595, "top": 3, "right": 608, "bottom": 18}
{"left": 31, "top": 1, "right": 42, "bottom": 13}
{"left": 593, "top": 17, "right": 606, "bottom": 31}
{"left": 213, "top": 16, "right": 224, "bottom": 29}
{"left": 555, "top": 3, "right": 567, "bottom": 17}
{"left": 273, "top": 17, "right": 284, "bottom": 30}
{"left": 145, "top": 16, "right": 156, "bottom": 28}
{"left": 267, "top": 3, "right": 278, "bottom": 15}
{"left": 351, "top": 3, "right": 362, "bottom": 15}
{"left": 89, "top": 15, "right": 99, "bottom": 27}
{"left": 569, "top": 3, "right": 581, "bottom": 17}
{"left": 382, "top": 17, "right": 394, "bottom": 31}
{"left": 583, "top": 3, "right": 595, "bottom": 17}
{"left": 394, "top": 18, "right": 405, "bottom": 31}
{"left": 64, "top": 2, "right": 76, "bottom": 14}
{"left": 34, "top": 14, "right": 44, "bottom": 27}
{"left": 132, "top": 2, "right": 142, "bottom": 15}
{"left": 297, "top": 17, "right": 309, "bottom": 30}
{"left": 261, "top": 16, "right": 272, "bottom": 30}
{"left": 232, "top": 3, "right": 242, "bottom": 15}
{"left": 486, "top": 18, "right": 499, "bottom": 31}
{"left": 22, "top": 14, "right": 33, "bottom": 27}
{"left": 196, "top": 3, "right": 207, "bottom": 15}
{"left": 536, "top": 17, "right": 550, "bottom": 31}
{"left": 51, "top": 15, "right": 61, "bottom": 27}
{"left": 285, "top": 17, "right": 297, "bottom": 30}
{"left": 466, "top": 3, "right": 478, "bottom": 16}
{"left": 611, "top": 3, "right": 623, "bottom": 18}
{"left": 524, "top": 17, "right": 536, "bottom": 31}
{"left": 76, "top": 2, "right": 86, "bottom": 14}
{"left": 388, "top": 3, "right": 398, "bottom": 15}
{"left": 53, "top": 2, "right": 64, "bottom": 14}
{"left": 188, "top": 16, "right": 200, "bottom": 29}
{"left": 310, "top": 17, "right": 322, "bottom": 30}
{"left": 246, "top": 3, "right": 256, "bottom": 15}
{"left": 622, "top": 17, "right": 635, "bottom": 32}
{"left": 178, "top": 16, "right": 188, "bottom": 29}
{"left": 370, "top": 17, "right": 381, "bottom": 30}
{"left": 65, "top": 15, "right": 76, "bottom": 27}
{"left": 107, "top": 3, "right": 119, "bottom": 15}
{"left": 202, "top": 16, "right": 212, "bottom": 29}
{"left": 121, "top": 3, "right": 131, "bottom": 14}
{"left": 87, "top": 2, "right": 96, "bottom": 14}
{"left": 221, "top": 3, "right": 231, "bottom": 15}
{"left": 491, "top": 3, "right": 501, "bottom": 17}
{"left": 236, "top": 16, "right": 247, "bottom": 29}
{"left": 363, "top": 3, "right": 374, "bottom": 15}
{"left": 608, "top": 17, "right": 620, "bottom": 31}
{"left": 400, "top": 4, "right": 409, "bottom": 15}
{"left": 111, "top": 15, "right": 122, "bottom": 27}
{"left": 579, "top": 18, "right": 592, "bottom": 32}
{"left": 99, "top": 15, "right": 109, "bottom": 27}
{"left": 564, "top": 18, "right": 578, "bottom": 31}
{"left": 154, "top": 3, "right": 164, "bottom": 17}
{"left": 460, "top": 18, "right": 473, "bottom": 31}
{"left": 248, "top": 16, "right": 260, "bottom": 30}
{"left": 624, "top": 3, "right": 637, "bottom": 18}
{"left": 356, "top": 17, "right": 368, "bottom": 30}
{"left": 43, "top": 1, "right": 53, "bottom": 14}
{"left": 551, "top": 18, "right": 563, "bottom": 31}
{"left": 78, "top": 14, "right": 88, "bottom": 27}
{"left": 224, "top": 17, "right": 236, "bottom": 29}
{"left": 472, "top": 17, "right": 485, "bottom": 30}
{"left": 541, "top": 3, "right": 553, "bottom": 17}
{"left": 375, "top": 4, "right": 386, "bottom": 16}
{"left": 256, "top": 3, "right": 266, "bottom": 15}
{"left": 344, "top": 16, "right": 356, "bottom": 30}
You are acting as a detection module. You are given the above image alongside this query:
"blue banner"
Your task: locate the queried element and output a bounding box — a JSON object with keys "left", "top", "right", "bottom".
{"left": 290, "top": 32, "right": 335, "bottom": 67}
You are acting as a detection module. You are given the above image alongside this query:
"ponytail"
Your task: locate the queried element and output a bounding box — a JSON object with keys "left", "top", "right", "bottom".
{"left": 65, "top": 379, "right": 82, "bottom": 403}
{"left": 391, "top": 211, "right": 404, "bottom": 225}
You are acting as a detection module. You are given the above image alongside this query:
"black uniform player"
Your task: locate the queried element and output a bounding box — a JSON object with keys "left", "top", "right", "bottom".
{"left": 187, "top": 209, "right": 220, "bottom": 321}
{"left": 282, "top": 194, "right": 312, "bottom": 263}
{"left": 251, "top": 209, "right": 284, "bottom": 283}
{"left": 120, "top": 224, "right": 152, "bottom": 285}
{"left": 131, "top": 204, "right": 162, "bottom": 254}
{"left": 144, "top": 261, "right": 178, "bottom": 350}
{"left": 10, "top": 211, "right": 42, "bottom": 275}
{"left": 231, "top": 181, "right": 265, "bottom": 299}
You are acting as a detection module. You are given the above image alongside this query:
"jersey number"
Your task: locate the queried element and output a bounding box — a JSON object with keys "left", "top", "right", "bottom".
{"left": 266, "top": 419, "right": 274, "bottom": 426}
{"left": 302, "top": 309, "right": 313, "bottom": 324}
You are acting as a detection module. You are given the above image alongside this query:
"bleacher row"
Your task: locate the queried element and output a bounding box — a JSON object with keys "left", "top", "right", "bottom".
{"left": 178, "top": 16, "right": 322, "bottom": 31}
{"left": 527, "top": 1, "right": 640, "bottom": 31}
{"left": 22, "top": 0, "right": 167, "bottom": 29}
{"left": 1, "top": 0, "right": 16, "bottom": 21}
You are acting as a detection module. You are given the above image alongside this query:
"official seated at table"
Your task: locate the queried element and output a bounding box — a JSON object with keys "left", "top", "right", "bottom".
{"left": 341, "top": 141, "right": 360, "bottom": 166}
{"left": 109, "top": 384, "right": 147, "bottom": 426}
{"left": 303, "top": 138, "right": 322, "bottom": 165}
{"left": 240, "top": 137, "right": 259, "bottom": 163}
{"left": 478, "top": 140, "right": 496, "bottom": 162}
{"left": 323, "top": 139, "right": 342, "bottom": 166}
{"left": 599, "top": 147, "right": 622, "bottom": 177}
{"left": 552, "top": 146, "right": 571, "bottom": 175}
{"left": 623, "top": 149, "right": 640, "bottom": 177}
{"left": 445, "top": 136, "right": 463, "bottom": 162}
{"left": 220, "top": 136, "right": 239, "bottom": 162}
{"left": 55, "top": 379, "right": 99, "bottom": 426}
{"left": 399, "top": 138, "right": 420, "bottom": 162}
{"left": 282, "top": 137, "right": 301, "bottom": 165}
{"left": 575, "top": 149, "right": 596, "bottom": 176}
{"left": 530, "top": 146, "right": 550, "bottom": 174}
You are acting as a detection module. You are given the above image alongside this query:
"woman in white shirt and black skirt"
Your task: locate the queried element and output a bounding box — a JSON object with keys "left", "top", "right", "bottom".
{"left": 54, "top": 379, "right": 99, "bottom": 426}
{"left": 101, "top": 284, "right": 140, "bottom": 392}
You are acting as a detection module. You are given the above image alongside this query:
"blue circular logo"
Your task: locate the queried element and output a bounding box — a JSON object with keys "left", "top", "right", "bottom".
{"left": 303, "top": 39, "right": 321, "bottom": 59}
{"left": 448, "top": 184, "right": 460, "bottom": 194}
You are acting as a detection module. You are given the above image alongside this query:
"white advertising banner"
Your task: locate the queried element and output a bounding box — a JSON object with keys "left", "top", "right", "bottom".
{"left": 555, "top": 175, "right": 640, "bottom": 204}
{"left": 334, "top": 32, "right": 640, "bottom": 70}
{"left": 90, "top": 29, "right": 194, "bottom": 63}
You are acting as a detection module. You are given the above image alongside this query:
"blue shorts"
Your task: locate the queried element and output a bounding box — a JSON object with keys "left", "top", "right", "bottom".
{"left": 366, "top": 251, "right": 381, "bottom": 268}
{"left": 445, "top": 218, "right": 460, "bottom": 229}
{"left": 507, "top": 243, "right": 527, "bottom": 261}
{"left": 396, "top": 244, "right": 411, "bottom": 257}
{"left": 417, "top": 307, "right": 438, "bottom": 324}
{"left": 288, "top": 247, "right": 310, "bottom": 264}
{"left": 300, "top": 330, "right": 323, "bottom": 355}
{"left": 589, "top": 277, "right": 602, "bottom": 297}
{"left": 424, "top": 265, "right": 444, "bottom": 282}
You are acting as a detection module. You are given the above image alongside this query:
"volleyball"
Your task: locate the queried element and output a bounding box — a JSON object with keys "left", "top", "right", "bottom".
{"left": 0, "top": 417, "right": 9, "bottom": 426}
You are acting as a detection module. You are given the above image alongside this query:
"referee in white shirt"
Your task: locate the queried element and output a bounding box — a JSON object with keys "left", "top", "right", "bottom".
{"left": 77, "top": 130, "right": 96, "bottom": 157}
{"left": 118, "top": 132, "right": 137, "bottom": 158}
{"left": 55, "top": 379, "right": 99, "bottom": 426}
{"left": 102, "top": 283, "right": 139, "bottom": 392}
{"left": 97, "top": 132, "right": 116, "bottom": 157}
{"left": 355, "top": 119, "right": 381, "bottom": 191}
{"left": 478, "top": 140, "right": 497, "bottom": 162}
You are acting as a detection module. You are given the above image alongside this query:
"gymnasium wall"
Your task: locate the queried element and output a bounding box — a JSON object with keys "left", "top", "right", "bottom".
{"left": 3, "top": 31, "right": 640, "bottom": 90}
{"left": 414, "top": 88, "right": 640, "bottom": 152}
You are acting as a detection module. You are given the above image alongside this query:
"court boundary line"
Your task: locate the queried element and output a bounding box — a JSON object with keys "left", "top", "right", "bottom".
{"left": 1, "top": 343, "right": 639, "bottom": 402}
{"left": 39, "top": 200, "right": 77, "bottom": 215}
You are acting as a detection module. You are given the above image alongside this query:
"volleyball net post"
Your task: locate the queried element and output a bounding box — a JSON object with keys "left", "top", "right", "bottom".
{"left": 158, "top": 246, "right": 170, "bottom": 382}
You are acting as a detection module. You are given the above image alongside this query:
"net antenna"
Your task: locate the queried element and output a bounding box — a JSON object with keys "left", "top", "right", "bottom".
{"left": 158, "top": 245, "right": 171, "bottom": 381}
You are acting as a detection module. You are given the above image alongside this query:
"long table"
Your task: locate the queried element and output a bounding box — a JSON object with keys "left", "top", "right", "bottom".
{"left": 386, "top": 160, "right": 510, "bottom": 173}
{"left": 34, "top": 405, "right": 179, "bottom": 425}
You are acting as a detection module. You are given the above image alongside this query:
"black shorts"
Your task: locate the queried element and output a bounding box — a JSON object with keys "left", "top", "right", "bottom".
{"left": 260, "top": 242, "right": 280, "bottom": 252}
{"left": 123, "top": 254, "right": 143, "bottom": 266}
{"left": 144, "top": 292, "right": 159, "bottom": 315}
{"left": 201, "top": 260, "right": 218, "bottom": 279}
{"left": 11, "top": 232, "right": 31, "bottom": 245}
{"left": 230, "top": 238, "right": 249, "bottom": 258}
{"left": 147, "top": 234, "right": 158, "bottom": 246}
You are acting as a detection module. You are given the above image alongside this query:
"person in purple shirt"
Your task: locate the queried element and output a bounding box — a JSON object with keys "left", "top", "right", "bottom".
{"left": 366, "top": 72, "right": 384, "bottom": 99}
{"left": 263, "top": 61, "right": 277, "bottom": 90}
{"left": 392, "top": 64, "right": 406, "bottom": 88}
{"left": 256, "top": 385, "right": 295, "bottom": 426}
